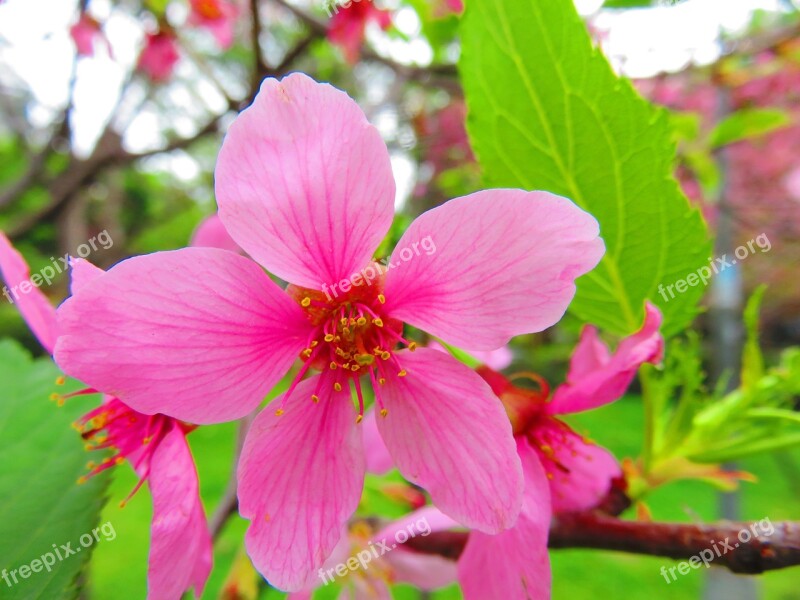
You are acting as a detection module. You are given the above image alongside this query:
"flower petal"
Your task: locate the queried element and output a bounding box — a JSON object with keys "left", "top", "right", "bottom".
{"left": 147, "top": 425, "right": 212, "bottom": 599}
{"left": 458, "top": 437, "right": 552, "bottom": 600}
{"left": 55, "top": 248, "right": 313, "bottom": 424}
{"left": 376, "top": 348, "right": 523, "bottom": 533}
{"left": 237, "top": 372, "right": 365, "bottom": 592}
{"left": 0, "top": 231, "right": 58, "bottom": 353}
{"left": 362, "top": 408, "right": 394, "bottom": 475}
{"left": 549, "top": 302, "right": 663, "bottom": 415}
{"left": 190, "top": 214, "right": 243, "bottom": 254}
{"left": 383, "top": 190, "right": 604, "bottom": 350}
{"left": 68, "top": 257, "right": 105, "bottom": 295}
{"left": 216, "top": 73, "right": 395, "bottom": 289}
{"left": 538, "top": 423, "right": 621, "bottom": 514}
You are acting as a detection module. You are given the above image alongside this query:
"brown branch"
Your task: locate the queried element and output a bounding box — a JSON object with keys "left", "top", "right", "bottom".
{"left": 405, "top": 512, "right": 800, "bottom": 575}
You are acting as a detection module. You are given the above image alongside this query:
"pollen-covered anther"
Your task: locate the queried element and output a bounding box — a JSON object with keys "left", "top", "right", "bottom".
{"left": 330, "top": 361, "right": 338, "bottom": 370}
{"left": 311, "top": 394, "right": 320, "bottom": 403}
{"left": 355, "top": 415, "right": 364, "bottom": 424}
{"left": 378, "top": 294, "right": 386, "bottom": 304}
{"left": 398, "top": 370, "right": 407, "bottom": 377}
{"left": 373, "top": 318, "right": 384, "bottom": 327}
{"left": 275, "top": 409, "right": 285, "bottom": 416}
{"left": 55, "top": 376, "right": 66, "bottom": 385}
{"left": 301, "top": 297, "right": 312, "bottom": 308}
{"left": 380, "top": 408, "right": 388, "bottom": 417}
{"left": 408, "top": 342, "right": 417, "bottom": 351}
{"left": 380, "top": 351, "right": 390, "bottom": 361}
{"left": 356, "top": 317, "right": 367, "bottom": 327}
{"left": 334, "top": 382, "right": 343, "bottom": 392}
{"left": 324, "top": 334, "right": 335, "bottom": 342}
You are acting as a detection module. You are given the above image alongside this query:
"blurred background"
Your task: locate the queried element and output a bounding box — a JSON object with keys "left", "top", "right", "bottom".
{"left": 0, "top": 0, "right": 798, "bottom": 598}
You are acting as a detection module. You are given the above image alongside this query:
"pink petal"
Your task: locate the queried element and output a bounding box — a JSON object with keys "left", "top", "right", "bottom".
{"left": 54, "top": 248, "right": 313, "bottom": 424}
{"left": 237, "top": 372, "right": 365, "bottom": 592}
{"left": 536, "top": 423, "right": 621, "bottom": 513}
{"left": 383, "top": 190, "right": 604, "bottom": 350}
{"left": 549, "top": 302, "right": 663, "bottom": 415}
{"left": 458, "top": 437, "right": 552, "bottom": 600}
{"left": 147, "top": 425, "right": 212, "bottom": 599}
{"left": 190, "top": 214, "right": 243, "bottom": 254}
{"left": 216, "top": 73, "right": 395, "bottom": 289}
{"left": 361, "top": 408, "right": 394, "bottom": 475}
{"left": 68, "top": 257, "right": 105, "bottom": 295}
{"left": 0, "top": 231, "right": 58, "bottom": 353}
{"left": 376, "top": 348, "right": 523, "bottom": 533}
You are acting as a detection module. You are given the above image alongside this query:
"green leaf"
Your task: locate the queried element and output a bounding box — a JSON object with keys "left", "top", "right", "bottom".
{"left": 709, "top": 108, "right": 792, "bottom": 148}
{"left": 0, "top": 339, "right": 110, "bottom": 599}
{"left": 460, "top": 0, "right": 710, "bottom": 337}
{"left": 741, "top": 285, "right": 767, "bottom": 390}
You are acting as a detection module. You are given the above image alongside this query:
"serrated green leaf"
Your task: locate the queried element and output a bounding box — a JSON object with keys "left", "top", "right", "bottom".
{"left": 0, "top": 339, "right": 110, "bottom": 600}
{"left": 708, "top": 108, "right": 792, "bottom": 148}
{"left": 742, "top": 285, "right": 767, "bottom": 390}
{"left": 460, "top": 0, "right": 711, "bottom": 336}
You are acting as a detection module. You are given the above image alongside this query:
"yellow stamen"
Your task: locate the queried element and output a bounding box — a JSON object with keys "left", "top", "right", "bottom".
{"left": 378, "top": 294, "right": 386, "bottom": 304}
{"left": 330, "top": 362, "right": 338, "bottom": 370}
{"left": 275, "top": 409, "right": 285, "bottom": 416}
{"left": 301, "top": 297, "right": 311, "bottom": 307}
{"left": 311, "top": 394, "right": 320, "bottom": 403}
{"left": 334, "top": 383, "right": 343, "bottom": 392}
{"left": 408, "top": 342, "right": 417, "bottom": 351}
{"left": 356, "top": 317, "right": 367, "bottom": 327}
{"left": 379, "top": 377, "right": 386, "bottom": 385}
{"left": 55, "top": 375, "right": 66, "bottom": 385}
{"left": 373, "top": 318, "right": 384, "bottom": 327}
{"left": 380, "top": 408, "right": 389, "bottom": 417}
{"left": 324, "top": 334, "right": 335, "bottom": 342}
{"left": 356, "top": 415, "right": 364, "bottom": 424}
{"left": 380, "top": 351, "right": 390, "bottom": 361}
{"left": 398, "top": 370, "right": 407, "bottom": 377}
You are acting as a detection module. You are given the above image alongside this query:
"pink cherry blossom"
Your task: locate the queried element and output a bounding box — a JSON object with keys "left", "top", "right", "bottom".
{"left": 190, "top": 213, "right": 243, "bottom": 253}
{"left": 0, "top": 232, "right": 212, "bottom": 600}
{"left": 70, "top": 14, "right": 107, "bottom": 57}
{"left": 455, "top": 303, "right": 664, "bottom": 599}
{"left": 137, "top": 31, "right": 180, "bottom": 83}
{"left": 327, "top": 0, "right": 392, "bottom": 64}
{"left": 54, "top": 73, "right": 604, "bottom": 591}
{"left": 189, "top": 0, "right": 239, "bottom": 49}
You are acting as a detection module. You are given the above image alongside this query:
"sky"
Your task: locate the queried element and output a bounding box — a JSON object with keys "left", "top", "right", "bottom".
{"left": 0, "top": 0, "right": 791, "bottom": 202}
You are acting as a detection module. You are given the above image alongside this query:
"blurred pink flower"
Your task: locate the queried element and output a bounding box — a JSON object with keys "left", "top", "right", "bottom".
{"left": 0, "top": 232, "right": 212, "bottom": 600}
{"left": 189, "top": 0, "right": 239, "bottom": 49}
{"left": 137, "top": 31, "right": 180, "bottom": 83}
{"left": 70, "top": 14, "right": 107, "bottom": 57}
{"left": 328, "top": 0, "right": 392, "bottom": 63}
{"left": 432, "top": 0, "right": 464, "bottom": 18}
{"left": 54, "top": 73, "right": 604, "bottom": 591}
{"left": 190, "top": 213, "right": 243, "bottom": 253}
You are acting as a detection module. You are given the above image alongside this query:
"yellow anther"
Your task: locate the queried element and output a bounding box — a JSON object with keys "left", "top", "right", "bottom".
{"left": 380, "top": 408, "right": 389, "bottom": 417}
{"left": 378, "top": 294, "right": 386, "bottom": 304}
{"left": 330, "top": 362, "right": 338, "bottom": 370}
{"left": 77, "top": 476, "right": 88, "bottom": 485}
{"left": 50, "top": 393, "right": 61, "bottom": 402}
{"left": 343, "top": 327, "right": 351, "bottom": 336}
{"left": 356, "top": 317, "right": 367, "bottom": 327}
{"left": 334, "top": 383, "right": 343, "bottom": 392}
{"left": 301, "top": 348, "right": 313, "bottom": 358}
{"left": 301, "top": 297, "right": 312, "bottom": 307}
{"left": 398, "top": 370, "right": 407, "bottom": 377}
{"left": 310, "top": 340, "right": 319, "bottom": 348}
{"left": 340, "top": 317, "right": 348, "bottom": 326}
{"left": 119, "top": 500, "right": 128, "bottom": 508}
{"left": 86, "top": 461, "right": 96, "bottom": 469}
{"left": 380, "top": 351, "right": 390, "bottom": 361}
{"left": 355, "top": 354, "right": 375, "bottom": 366}
{"left": 342, "top": 363, "right": 350, "bottom": 369}
{"left": 115, "top": 457, "right": 124, "bottom": 465}
{"left": 311, "top": 394, "right": 320, "bottom": 403}
{"left": 334, "top": 336, "right": 341, "bottom": 342}
{"left": 275, "top": 409, "right": 285, "bottom": 416}
{"left": 324, "top": 334, "right": 335, "bottom": 342}
{"left": 356, "top": 415, "right": 364, "bottom": 424}
{"left": 379, "top": 377, "right": 386, "bottom": 385}
{"left": 408, "top": 342, "right": 417, "bottom": 351}
{"left": 55, "top": 376, "right": 66, "bottom": 385}
{"left": 143, "top": 436, "right": 152, "bottom": 444}
{"left": 373, "top": 318, "right": 384, "bottom": 328}
{"left": 84, "top": 444, "right": 93, "bottom": 451}
{"left": 351, "top": 364, "right": 360, "bottom": 372}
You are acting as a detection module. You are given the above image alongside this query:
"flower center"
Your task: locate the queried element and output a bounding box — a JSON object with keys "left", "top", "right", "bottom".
{"left": 279, "top": 272, "right": 416, "bottom": 421}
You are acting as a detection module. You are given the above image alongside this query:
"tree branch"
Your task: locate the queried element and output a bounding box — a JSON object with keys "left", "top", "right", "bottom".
{"left": 405, "top": 512, "right": 800, "bottom": 575}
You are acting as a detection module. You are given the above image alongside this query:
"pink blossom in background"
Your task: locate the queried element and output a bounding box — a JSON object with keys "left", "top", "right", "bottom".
{"left": 0, "top": 232, "right": 212, "bottom": 600}
{"left": 190, "top": 213, "right": 243, "bottom": 253}
{"left": 54, "top": 73, "right": 604, "bottom": 591}
{"left": 454, "top": 303, "right": 663, "bottom": 599}
{"left": 289, "top": 507, "right": 458, "bottom": 599}
{"left": 70, "top": 14, "right": 106, "bottom": 57}
{"left": 432, "top": 0, "right": 464, "bottom": 18}
{"left": 189, "top": 0, "right": 239, "bottom": 49}
{"left": 328, "top": 0, "right": 392, "bottom": 64}
{"left": 137, "top": 31, "right": 180, "bottom": 83}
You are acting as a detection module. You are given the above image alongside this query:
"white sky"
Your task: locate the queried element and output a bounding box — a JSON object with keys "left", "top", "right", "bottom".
{"left": 0, "top": 0, "right": 791, "bottom": 203}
